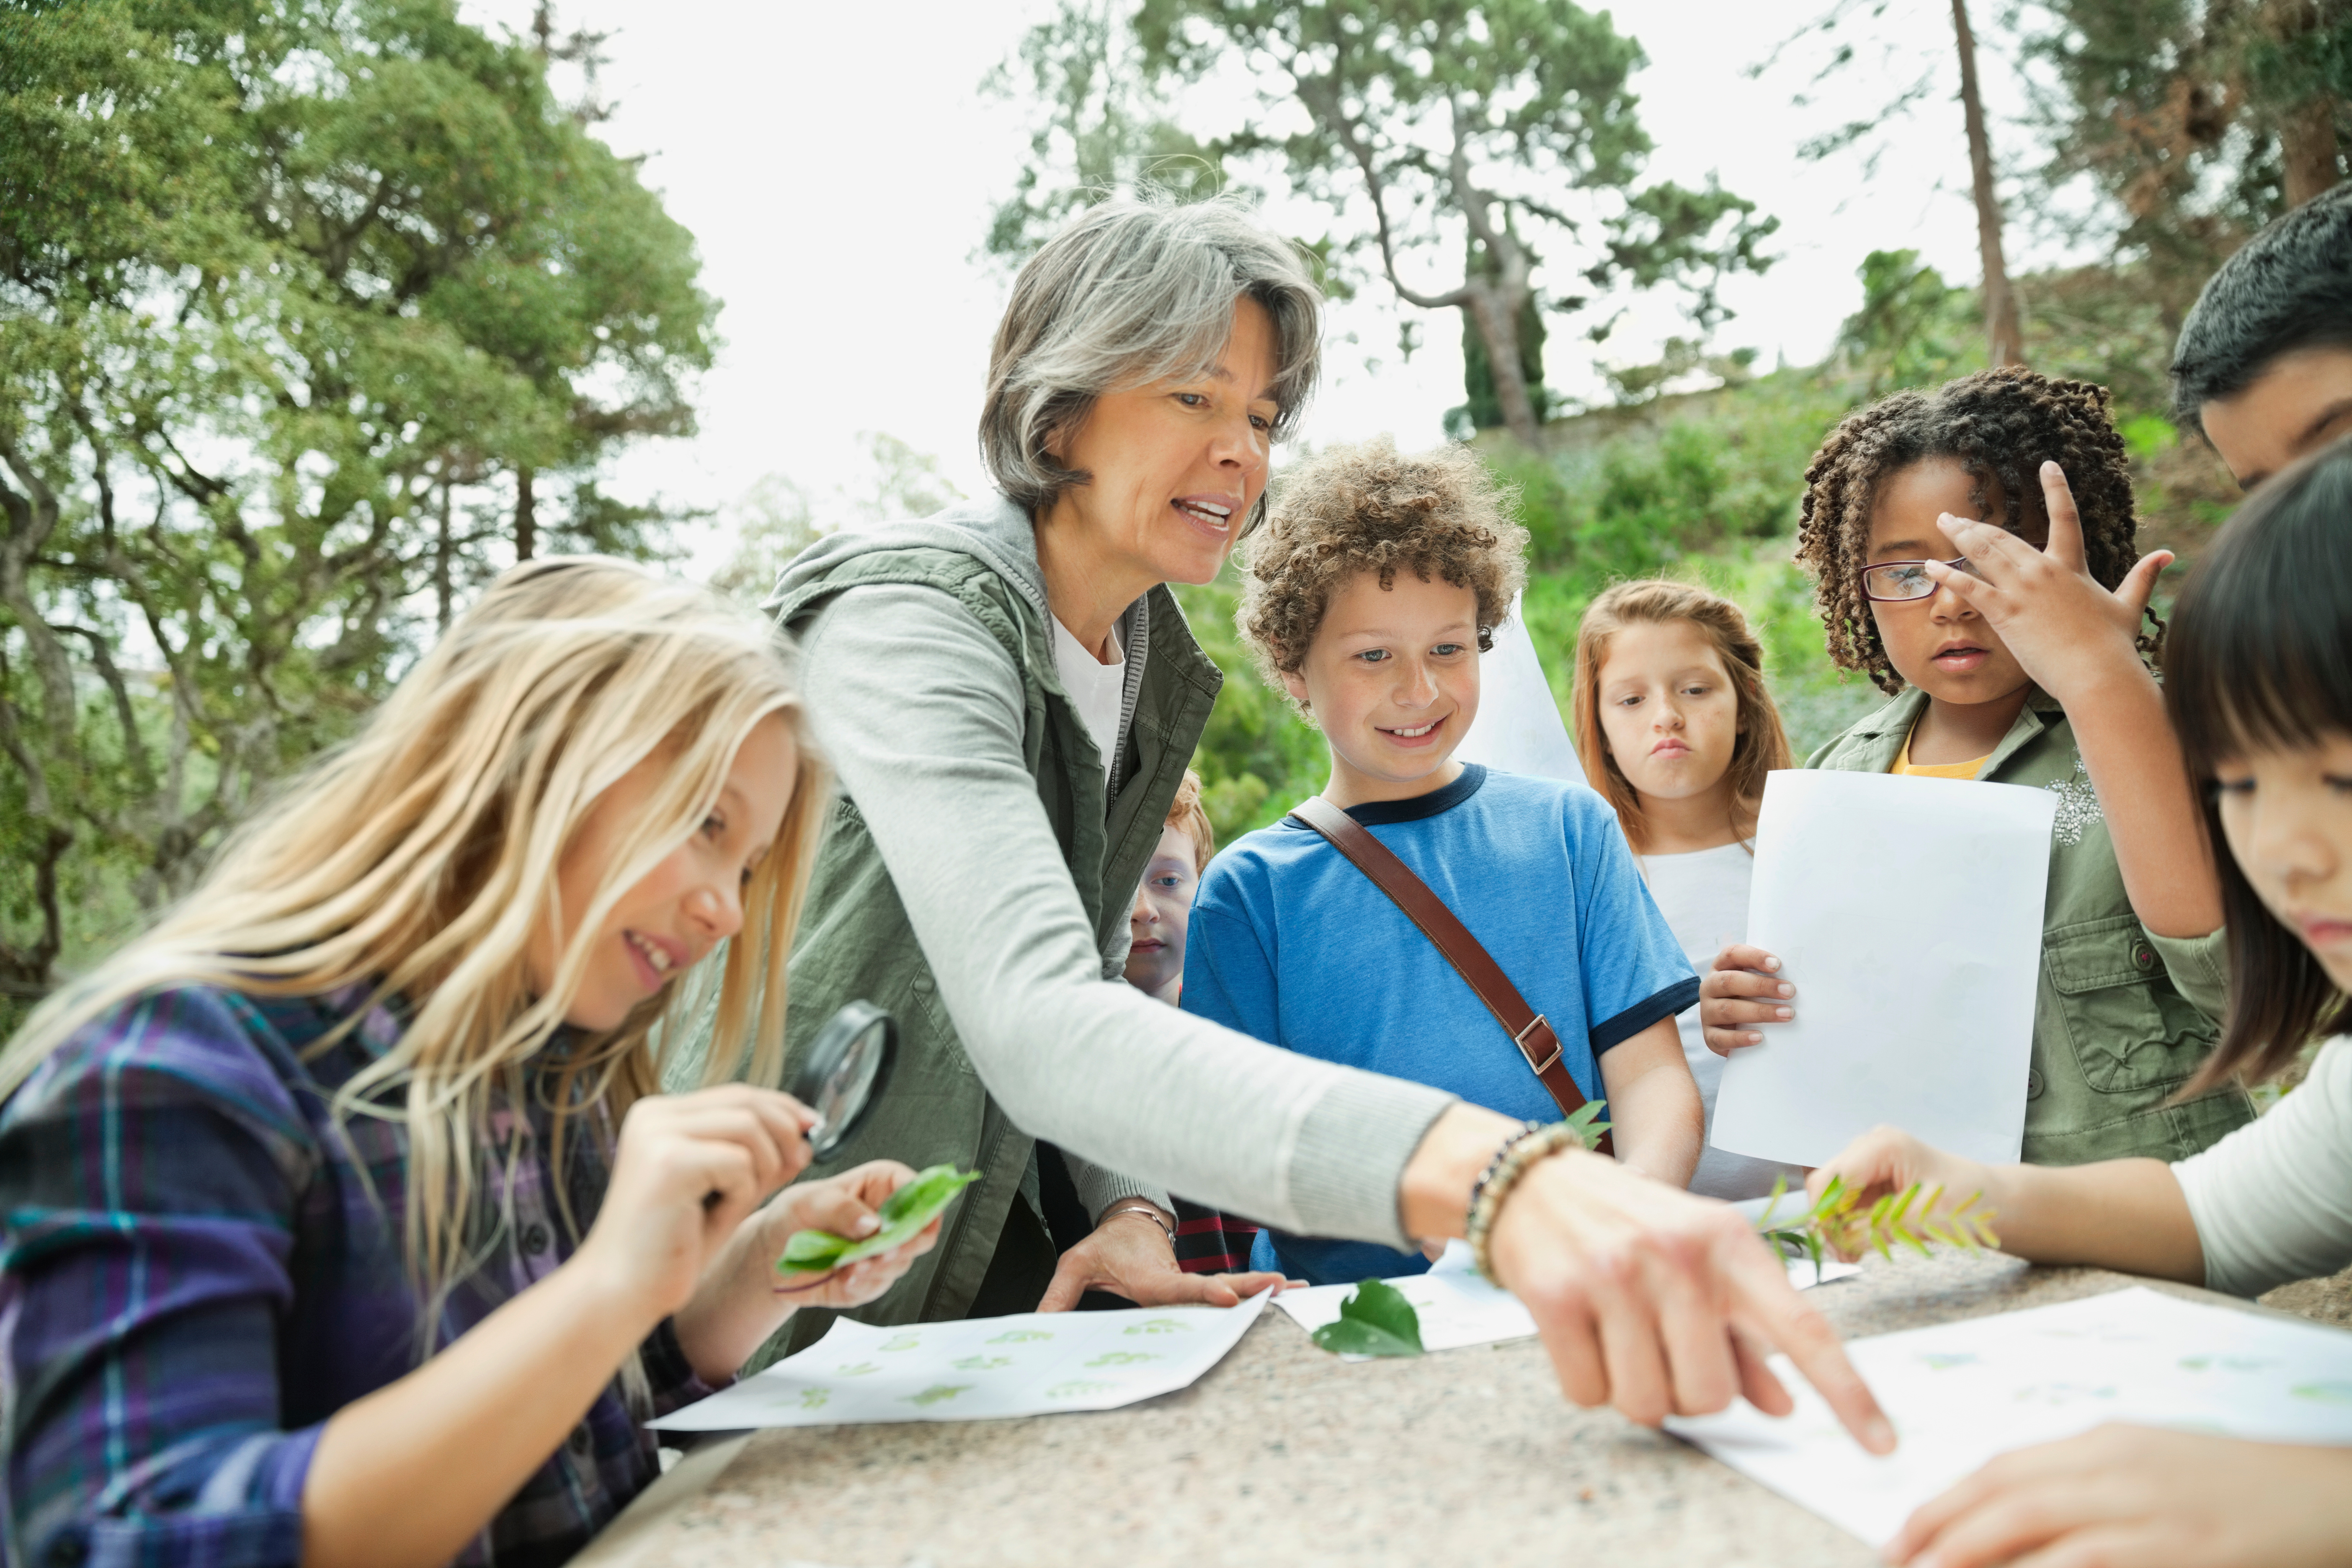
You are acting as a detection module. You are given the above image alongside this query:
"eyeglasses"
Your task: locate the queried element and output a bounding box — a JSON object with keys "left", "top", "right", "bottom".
{"left": 1862, "top": 556, "right": 1985, "bottom": 603}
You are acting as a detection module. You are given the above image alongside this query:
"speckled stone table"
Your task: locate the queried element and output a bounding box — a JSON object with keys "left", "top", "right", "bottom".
{"left": 576, "top": 1252, "right": 2318, "bottom": 1568}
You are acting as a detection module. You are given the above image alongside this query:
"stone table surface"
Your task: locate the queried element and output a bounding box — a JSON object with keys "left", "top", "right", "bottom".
{"left": 575, "top": 1252, "right": 2331, "bottom": 1568}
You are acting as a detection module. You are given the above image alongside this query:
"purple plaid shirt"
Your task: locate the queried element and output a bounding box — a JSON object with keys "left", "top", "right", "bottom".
{"left": 0, "top": 983, "right": 715, "bottom": 1568}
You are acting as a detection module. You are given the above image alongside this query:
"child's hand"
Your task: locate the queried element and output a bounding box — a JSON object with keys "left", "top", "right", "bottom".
{"left": 1928, "top": 460, "right": 2170, "bottom": 705}
{"left": 1699, "top": 943, "right": 1793, "bottom": 1057}
{"left": 760, "top": 1161, "right": 941, "bottom": 1310}
{"left": 1806, "top": 1124, "right": 1995, "bottom": 1259}
{"left": 574, "top": 1086, "right": 818, "bottom": 1322}
{"left": 1885, "top": 1425, "right": 2352, "bottom": 1568}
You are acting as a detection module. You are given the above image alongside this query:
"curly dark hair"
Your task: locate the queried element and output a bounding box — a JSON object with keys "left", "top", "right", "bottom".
{"left": 1238, "top": 437, "right": 1528, "bottom": 690}
{"left": 1793, "top": 366, "right": 2156, "bottom": 694}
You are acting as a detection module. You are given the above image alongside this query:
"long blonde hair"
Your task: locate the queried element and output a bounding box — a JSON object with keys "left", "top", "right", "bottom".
{"left": 1571, "top": 579, "right": 1792, "bottom": 853}
{"left": 1, "top": 557, "right": 831, "bottom": 1334}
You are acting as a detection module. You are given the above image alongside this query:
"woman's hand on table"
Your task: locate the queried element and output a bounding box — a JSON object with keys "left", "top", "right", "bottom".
{"left": 1037, "top": 1204, "right": 1292, "bottom": 1311}
{"left": 757, "top": 1161, "right": 941, "bottom": 1310}
{"left": 1701, "top": 943, "right": 1794, "bottom": 1056}
{"left": 1403, "top": 1105, "right": 1893, "bottom": 1453}
{"left": 1885, "top": 1425, "right": 2352, "bottom": 1568}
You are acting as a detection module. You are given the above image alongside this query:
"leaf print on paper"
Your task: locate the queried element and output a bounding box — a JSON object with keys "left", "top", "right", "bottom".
{"left": 903, "top": 1384, "right": 972, "bottom": 1407}
{"left": 1084, "top": 1350, "right": 1161, "bottom": 1367}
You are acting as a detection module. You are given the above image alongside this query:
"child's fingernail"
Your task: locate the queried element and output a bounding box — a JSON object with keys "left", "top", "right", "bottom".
{"left": 1746, "top": 1032, "right": 1762, "bottom": 1044}
{"left": 1777, "top": 983, "right": 1794, "bottom": 998}
{"left": 1763, "top": 957, "right": 1780, "bottom": 971}
{"left": 1775, "top": 1008, "right": 1793, "bottom": 1020}
{"left": 855, "top": 1215, "right": 881, "bottom": 1236}
{"left": 1869, "top": 1415, "right": 1897, "bottom": 1452}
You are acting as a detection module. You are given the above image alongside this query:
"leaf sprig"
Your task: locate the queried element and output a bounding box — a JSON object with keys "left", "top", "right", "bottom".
{"left": 774, "top": 1165, "right": 980, "bottom": 1288}
{"left": 1753, "top": 1175, "right": 1999, "bottom": 1282}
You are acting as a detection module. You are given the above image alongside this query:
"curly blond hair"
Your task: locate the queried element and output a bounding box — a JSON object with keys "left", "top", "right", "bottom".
{"left": 1238, "top": 438, "right": 1528, "bottom": 688}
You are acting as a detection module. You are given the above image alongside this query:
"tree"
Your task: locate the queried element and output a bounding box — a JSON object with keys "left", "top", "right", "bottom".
{"left": 1952, "top": 0, "right": 2024, "bottom": 365}
{"left": 982, "top": 0, "right": 1231, "bottom": 264}
{"left": 1759, "top": 0, "right": 2024, "bottom": 368}
{"left": 711, "top": 435, "right": 966, "bottom": 604}
{"left": 0, "top": 0, "right": 716, "bottom": 1004}
{"left": 1134, "top": 0, "right": 1777, "bottom": 447}
{"left": 2024, "top": 0, "right": 2350, "bottom": 326}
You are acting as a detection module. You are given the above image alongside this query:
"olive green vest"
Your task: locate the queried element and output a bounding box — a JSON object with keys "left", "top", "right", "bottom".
{"left": 1808, "top": 687, "right": 2254, "bottom": 1165}
{"left": 753, "top": 545, "right": 1219, "bottom": 1366}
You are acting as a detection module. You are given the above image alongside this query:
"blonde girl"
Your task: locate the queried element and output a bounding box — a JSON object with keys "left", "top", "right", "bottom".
{"left": 0, "top": 558, "right": 937, "bottom": 1568}
{"left": 1572, "top": 579, "right": 1800, "bottom": 1199}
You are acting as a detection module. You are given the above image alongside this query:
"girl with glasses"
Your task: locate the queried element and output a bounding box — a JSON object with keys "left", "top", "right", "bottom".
{"left": 1701, "top": 368, "right": 2253, "bottom": 1168}
{"left": 1807, "top": 431, "right": 2352, "bottom": 1568}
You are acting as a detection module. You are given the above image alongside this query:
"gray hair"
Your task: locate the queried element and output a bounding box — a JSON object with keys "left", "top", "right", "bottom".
{"left": 981, "top": 194, "right": 1323, "bottom": 531}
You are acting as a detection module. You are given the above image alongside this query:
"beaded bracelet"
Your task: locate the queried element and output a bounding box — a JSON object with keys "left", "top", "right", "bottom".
{"left": 1466, "top": 1120, "right": 1589, "bottom": 1285}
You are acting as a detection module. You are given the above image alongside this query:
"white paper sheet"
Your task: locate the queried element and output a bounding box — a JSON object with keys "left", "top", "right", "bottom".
{"left": 1452, "top": 593, "right": 1587, "bottom": 787}
{"left": 1271, "top": 1240, "right": 1858, "bottom": 1359}
{"left": 1710, "top": 769, "right": 2056, "bottom": 1168}
{"left": 1668, "top": 1286, "right": 2352, "bottom": 1547}
{"left": 648, "top": 1290, "right": 1271, "bottom": 1430}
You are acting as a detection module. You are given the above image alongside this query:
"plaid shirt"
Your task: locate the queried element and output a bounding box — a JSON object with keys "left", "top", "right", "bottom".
{"left": 0, "top": 983, "right": 714, "bottom": 1568}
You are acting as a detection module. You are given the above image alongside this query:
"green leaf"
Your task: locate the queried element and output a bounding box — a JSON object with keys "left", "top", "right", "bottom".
{"left": 1310, "top": 1277, "right": 1425, "bottom": 1358}
{"left": 775, "top": 1165, "right": 981, "bottom": 1277}
{"left": 1563, "top": 1098, "right": 1613, "bottom": 1150}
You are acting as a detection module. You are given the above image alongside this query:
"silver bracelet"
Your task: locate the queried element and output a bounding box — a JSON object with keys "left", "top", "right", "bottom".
{"left": 1101, "top": 1203, "right": 1176, "bottom": 1246}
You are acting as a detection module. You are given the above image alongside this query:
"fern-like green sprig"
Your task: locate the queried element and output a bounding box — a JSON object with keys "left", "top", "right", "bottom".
{"left": 1752, "top": 1175, "right": 1999, "bottom": 1282}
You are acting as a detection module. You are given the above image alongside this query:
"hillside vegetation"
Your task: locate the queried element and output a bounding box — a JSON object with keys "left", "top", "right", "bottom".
{"left": 1178, "top": 252, "right": 2247, "bottom": 849}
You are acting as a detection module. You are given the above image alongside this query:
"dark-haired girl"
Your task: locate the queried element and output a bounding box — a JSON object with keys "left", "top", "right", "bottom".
{"left": 1808, "top": 431, "right": 2352, "bottom": 1567}
{"left": 1702, "top": 368, "right": 2253, "bottom": 1163}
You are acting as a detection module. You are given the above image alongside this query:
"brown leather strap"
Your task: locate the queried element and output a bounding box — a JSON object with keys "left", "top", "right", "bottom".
{"left": 1291, "top": 795, "right": 1612, "bottom": 1155}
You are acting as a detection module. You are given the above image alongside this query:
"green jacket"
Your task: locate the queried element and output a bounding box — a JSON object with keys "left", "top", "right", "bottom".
{"left": 754, "top": 526, "right": 1219, "bottom": 1361}
{"left": 1808, "top": 687, "right": 2253, "bottom": 1164}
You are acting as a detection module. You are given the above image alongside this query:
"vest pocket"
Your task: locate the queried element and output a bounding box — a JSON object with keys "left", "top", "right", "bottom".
{"left": 2044, "top": 913, "right": 2221, "bottom": 1093}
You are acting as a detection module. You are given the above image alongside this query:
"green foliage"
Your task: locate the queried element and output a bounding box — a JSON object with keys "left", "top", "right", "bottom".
{"left": 1310, "top": 1277, "right": 1424, "bottom": 1357}
{"left": 1836, "top": 250, "right": 1982, "bottom": 395}
{"left": 776, "top": 1166, "right": 982, "bottom": 1279}
{"left": 0, "top": 0, "right": 715, "bottom": 1001}
{"left": 1754, "top": 1175, "right": 2000, "bottom": 1283}
{"left": 1171, "top": 569, "right": 1328, "bottom": 845}
{"left": 980, "top": 0, "right": 1235, "bottom": 264}
{"left": 1131, "top": 0, "right": 1774, "bottom": 442}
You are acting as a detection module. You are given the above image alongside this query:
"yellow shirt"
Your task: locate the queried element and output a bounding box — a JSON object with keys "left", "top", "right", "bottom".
{"left": 1892, "top": 726, "right": 1990, "bottom": 780}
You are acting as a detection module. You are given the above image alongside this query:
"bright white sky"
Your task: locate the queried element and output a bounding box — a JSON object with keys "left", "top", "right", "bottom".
{"left": 460, "top": 0, "right": 2071, "bottom": 573}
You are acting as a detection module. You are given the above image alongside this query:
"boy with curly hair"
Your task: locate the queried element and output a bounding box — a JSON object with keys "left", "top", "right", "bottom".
{"left": 1701, "top": 367, "right": 2255, "bottom": 1165}
{"left": 1181, "top": 438, "right": 1702, "bottom": 1286}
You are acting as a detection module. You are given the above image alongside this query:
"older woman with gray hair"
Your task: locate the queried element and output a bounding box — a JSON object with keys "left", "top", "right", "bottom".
{"left": 755, "top": 195, "right": 1891, "bottom": 1451}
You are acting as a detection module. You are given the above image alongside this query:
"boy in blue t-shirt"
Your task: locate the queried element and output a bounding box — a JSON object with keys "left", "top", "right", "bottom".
{"left": 1183, "top": 438, "right": 1703, "bottom": 1285}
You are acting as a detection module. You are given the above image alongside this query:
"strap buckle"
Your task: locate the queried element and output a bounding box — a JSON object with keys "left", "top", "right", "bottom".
{"left": 1512, "top": 1013, "right": 1561, "bottom": 1075}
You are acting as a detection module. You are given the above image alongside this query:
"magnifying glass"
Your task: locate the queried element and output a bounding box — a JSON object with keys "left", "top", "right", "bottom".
{"left": 788, "top": 999, "right": 897, "bottom": 1160}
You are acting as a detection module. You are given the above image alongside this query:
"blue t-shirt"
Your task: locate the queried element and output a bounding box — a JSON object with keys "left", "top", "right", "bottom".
{"left": 1181, "top": 765, "right": 1699, "bottom": 1285}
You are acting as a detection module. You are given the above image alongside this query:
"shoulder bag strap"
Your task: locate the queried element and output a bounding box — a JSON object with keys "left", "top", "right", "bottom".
{"left": 1290, "top": 795, "right": 1612, "bottom": 1155}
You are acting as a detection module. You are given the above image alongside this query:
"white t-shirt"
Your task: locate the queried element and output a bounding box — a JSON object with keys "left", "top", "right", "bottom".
{"left": 2174, "top": 1036, "right": 2352, "bottom": 1297}
{"left": 1638, "top": 841, "right": 1808, "bottom": 1201}
{"left": 1052, "top": 615, "right": 1126, "bottom": 784}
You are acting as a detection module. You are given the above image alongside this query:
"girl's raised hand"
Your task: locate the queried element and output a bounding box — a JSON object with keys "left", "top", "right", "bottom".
{"left": 756, "top": 1161, "right": 944, "bottom": 1310}
{"left": 1927, "top": 460, "right": 2170, "bottom": 704}
{"left": 1700, "top": 943, "right": 1794, "bottom": 1056}
{"left": 574, "top": 1085, "right": 817, "bottom": 1322}
{"left": 1886, "top": 1425, "right": 2352, "bottom": 1568}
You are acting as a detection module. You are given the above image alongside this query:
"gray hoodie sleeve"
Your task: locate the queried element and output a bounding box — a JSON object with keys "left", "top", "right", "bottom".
{"left": 797, "top": 583, "right": 1456, "bottom": 1247}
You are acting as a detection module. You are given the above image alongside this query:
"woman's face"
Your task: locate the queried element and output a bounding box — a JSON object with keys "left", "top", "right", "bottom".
{"left": 1046, "top": 297, "right": 1281, "bottom": 590}
{"left": 2212, "top": 729, "right": 2352, "bottom": 992}
{"left": 1594, "top": 619, "right": 1744, "bottom": 807}
{"left": 531, "top": 712, "right": 799, "bottom": 1031}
